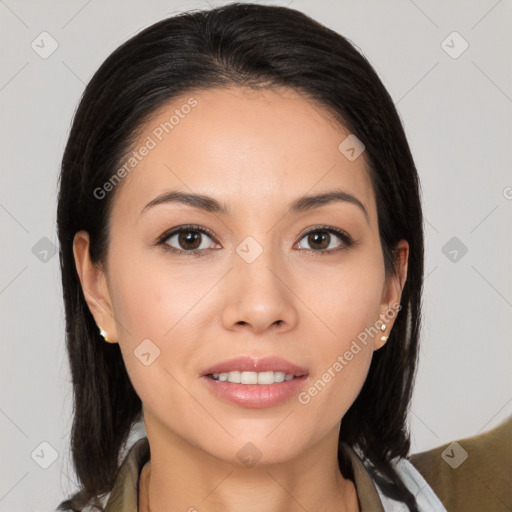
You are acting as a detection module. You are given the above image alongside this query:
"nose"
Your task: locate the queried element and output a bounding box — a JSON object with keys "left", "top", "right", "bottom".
{"left": 220, "top": 243, "right": 299, "bottom": 335}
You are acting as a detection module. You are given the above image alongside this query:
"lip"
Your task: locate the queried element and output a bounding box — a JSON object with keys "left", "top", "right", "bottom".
{"left": 200, "top": 356, "right": 310, "bottom": 409}
{"left": 201, "top": 374, "right": 310, "bottom": 408}
{"left": 200, "top": 356, "right": 309, "bottom": 377}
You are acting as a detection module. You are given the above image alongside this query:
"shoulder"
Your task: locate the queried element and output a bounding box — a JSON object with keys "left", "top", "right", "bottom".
{"left": 409, "top": 416, "right": 512, "bottom": 512}
{"left": 343, "top": 443, "right": 447, "bottom": 511}
{"left": 354, "top": 446, "right": 447, "bottom": 511}
{"left": 57, "top": 437, "right": 149, "bottom": 512}
{"left": 103, "top": 436, "right": 150, "bottom": 511}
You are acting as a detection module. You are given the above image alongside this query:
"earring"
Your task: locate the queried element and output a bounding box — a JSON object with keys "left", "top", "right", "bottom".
{"left": 99, "top": 327, "right": 109, "bottom": 342}
{"left": 380, "top": 323, "right": 387, "bottom": 342}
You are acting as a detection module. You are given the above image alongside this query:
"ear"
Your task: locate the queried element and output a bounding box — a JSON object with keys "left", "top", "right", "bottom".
{"left": 374, "top": 239, "right": 409, "bottom": 351}
{"left": 72, "top": 230, "right": 119, "bottom": 344}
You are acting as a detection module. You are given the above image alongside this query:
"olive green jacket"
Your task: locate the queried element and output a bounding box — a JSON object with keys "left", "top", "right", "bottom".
{"left": 410, "top": 416, "right": 512, "bottom": 512}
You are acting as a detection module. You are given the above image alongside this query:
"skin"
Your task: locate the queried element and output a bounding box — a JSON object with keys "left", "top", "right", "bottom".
{"left": 73, "top": 86, "right": 408, "bottom": 512}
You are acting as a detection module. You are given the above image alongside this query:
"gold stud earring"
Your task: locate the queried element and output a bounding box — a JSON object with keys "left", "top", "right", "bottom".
{"left": 380, "top": 323, "right": 388, "bottom": 342}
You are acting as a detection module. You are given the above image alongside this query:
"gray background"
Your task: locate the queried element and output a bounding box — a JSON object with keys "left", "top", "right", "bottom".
{"left": 1, "top": 0, "right": 511, "bottom": 510}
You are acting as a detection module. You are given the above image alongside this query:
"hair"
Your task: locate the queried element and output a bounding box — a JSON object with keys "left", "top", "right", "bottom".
{"left": 56, "top": 3, "right": 424, "bottom": 511}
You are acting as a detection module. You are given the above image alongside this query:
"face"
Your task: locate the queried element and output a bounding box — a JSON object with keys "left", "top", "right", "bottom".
{"left": 74, "top": 86, "right": 407, "bottom": 466}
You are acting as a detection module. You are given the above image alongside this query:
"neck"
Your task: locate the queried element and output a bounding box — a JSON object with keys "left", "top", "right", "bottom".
{"left": 138, "top": 414, "right": 359, "bottom": 512}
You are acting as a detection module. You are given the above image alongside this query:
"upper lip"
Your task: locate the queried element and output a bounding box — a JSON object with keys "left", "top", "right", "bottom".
{"left": 200, "top": 356, "right": 309, "bottom": 377}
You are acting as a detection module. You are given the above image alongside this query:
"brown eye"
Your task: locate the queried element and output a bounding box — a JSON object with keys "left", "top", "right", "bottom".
{"left": 306, "top": 232, "right": 330, "bottom": 250}
{"left": 297, "top": 227, "right": 352, "bottom": 253}
{"left": 159, "top": 226, "right": 218, "bottom": 255}
{"left": 175, "top": 230, "right": 203, "bottom": 250}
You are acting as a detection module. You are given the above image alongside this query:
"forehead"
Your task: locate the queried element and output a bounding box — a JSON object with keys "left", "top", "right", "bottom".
{"left": 111, "top": 86, "right": 375, "bottom": 222}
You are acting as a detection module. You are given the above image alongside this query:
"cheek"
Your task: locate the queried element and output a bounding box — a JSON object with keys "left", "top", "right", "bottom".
{"left": 294, "top": 255, "right": 384, "bottom": 420}
{"left": 300, "top": 251, "right": 385, "bottom": 345}
{"left": 105, "top": 244, "right": 224, "bottom": 389}
{"left": 296, "top": 290, "right": 377, "bottom": 434}
{"left": 105, "top": 255, "right": 197, "bottom": 395}
{"left": 108, "top": 252, "right": 208, "bottom": 340}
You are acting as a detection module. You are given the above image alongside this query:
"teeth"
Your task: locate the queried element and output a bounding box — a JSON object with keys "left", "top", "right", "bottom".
{"left": 210, "top": 371, "right": 297, "bottom": 384}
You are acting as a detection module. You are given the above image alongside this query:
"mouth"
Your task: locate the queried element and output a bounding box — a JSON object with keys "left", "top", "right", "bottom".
{"left": 200, "top": 355, "right": 309, "bottom": 381}
{"left": 206, "top": 370, "right": 302, "bottom": 385}
{"left": 200, "top": 356, "right": 310, "bottom": 408}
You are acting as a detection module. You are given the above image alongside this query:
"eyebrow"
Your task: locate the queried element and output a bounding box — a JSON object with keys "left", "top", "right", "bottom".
{"left": 141, "top": 188, "right": 369, "bottom": 221}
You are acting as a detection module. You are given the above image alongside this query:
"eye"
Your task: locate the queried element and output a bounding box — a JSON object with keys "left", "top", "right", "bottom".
{"left": 156, "top": 224, "right": 353, "bottom": 257}
{"left": 157, "top": 225, "right": 219, "bottom": 256}
{"left": 296, "top": 226, "right": 353, "bottom": 254}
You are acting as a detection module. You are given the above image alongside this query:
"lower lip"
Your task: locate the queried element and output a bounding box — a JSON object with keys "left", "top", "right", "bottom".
{"left": 201, "top": 375, "right": 310, "bottom": 408}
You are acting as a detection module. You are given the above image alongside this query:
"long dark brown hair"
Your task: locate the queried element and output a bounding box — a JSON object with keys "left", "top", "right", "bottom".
{"left": 56, "top": 3, "right": 424, "bottom": 510}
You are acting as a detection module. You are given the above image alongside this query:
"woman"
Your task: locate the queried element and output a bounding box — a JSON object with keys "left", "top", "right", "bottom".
{"left": 56, "top": 3, "right": 446, "bottom": 511}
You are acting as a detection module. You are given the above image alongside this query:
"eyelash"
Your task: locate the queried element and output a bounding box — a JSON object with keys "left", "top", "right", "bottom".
{"left": 155, "top": 224, "right": 354, "bottom": 257}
